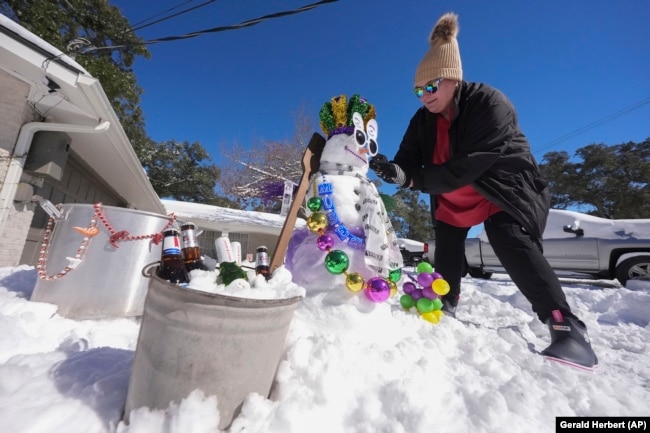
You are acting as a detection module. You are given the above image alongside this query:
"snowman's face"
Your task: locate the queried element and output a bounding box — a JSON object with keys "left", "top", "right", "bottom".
{"left": 320, "top": 112, "right": 379, "bottom": 173}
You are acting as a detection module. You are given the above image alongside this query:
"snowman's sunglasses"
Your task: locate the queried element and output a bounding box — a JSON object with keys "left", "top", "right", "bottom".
{"left": 414, "top": 78, "right": 444, "bottom": 98}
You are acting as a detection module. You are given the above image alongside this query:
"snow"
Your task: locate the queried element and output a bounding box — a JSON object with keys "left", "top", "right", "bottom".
{"left": 477, "top": 209, "right": 650, "bottom": 241}
{"left": 3, "top": 11, "right": 649, "bottom": 432}
{"left": 397, "top": 238, "right": 425, "bottom": 252}
{"left": 161, "top": 199, "right": 306, "bottom": 236}
{"left": 3, "top": 172, "right": 650, "bottom": 432}
{"left": 1, "top": 261, "right": 649, "bottom": 432}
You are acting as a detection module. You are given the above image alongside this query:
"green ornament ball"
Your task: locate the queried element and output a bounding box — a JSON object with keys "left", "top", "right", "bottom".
{"left": 307, "top": 196, "right": 323, "bottom": 212}
{"left": 416, "top": 297, "right": 434, "bottom": 313}
{"left": 416, "top": 261, "right": 434, "bottom": 274}
{"left": 325, "top": 250, "right": 350, "bottom": 274}
{"left": 400, "top": 294, "right": 415, "bottom": 310}
{"left": 389, "top": 268, "right": 402, "bottom": 282}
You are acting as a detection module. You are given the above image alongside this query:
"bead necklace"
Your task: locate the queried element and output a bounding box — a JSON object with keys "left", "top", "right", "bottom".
{"left": 306, "top": 175, "right": 401, "bottom": 302}
{"left": 37, "top": 202, "right": 176, "bottom": 281}
{"left": 37, "top": 204, "right": 98, "bottom": 281}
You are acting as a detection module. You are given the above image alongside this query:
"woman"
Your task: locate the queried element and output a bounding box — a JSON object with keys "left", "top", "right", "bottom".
{"left": 369, "top": 12, "right": 597, "bottom": 370}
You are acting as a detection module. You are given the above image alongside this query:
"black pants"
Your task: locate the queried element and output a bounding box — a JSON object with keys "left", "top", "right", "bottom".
{"left": 433, "top": 212, "right": 573, "bottom": 322}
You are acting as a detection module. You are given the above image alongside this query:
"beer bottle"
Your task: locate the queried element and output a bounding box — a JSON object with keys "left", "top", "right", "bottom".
{"left": 180, "top": 222, "right": 208, "bottom": 272}
{"left": 255, "top": 246, "right": 270, "bottom": 280}
{"left": 158, "top": 228, "right": 190, "bottom": 286}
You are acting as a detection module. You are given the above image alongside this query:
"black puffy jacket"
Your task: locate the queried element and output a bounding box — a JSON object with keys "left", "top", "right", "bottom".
{"left": 393, "top": 81, "right": 551, "bottom": 243}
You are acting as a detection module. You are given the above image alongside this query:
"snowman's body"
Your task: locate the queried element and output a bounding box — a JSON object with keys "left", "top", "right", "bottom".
{"left": 286, "top": 111, "right": 403, "bottom": 291}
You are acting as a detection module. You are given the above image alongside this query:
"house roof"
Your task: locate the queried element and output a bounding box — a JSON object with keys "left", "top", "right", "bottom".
{"left": 162, "top": 199, "right": 306, "bottom": 236}
{"left": 0, "top": 15, "right": 164, "bottom": 214}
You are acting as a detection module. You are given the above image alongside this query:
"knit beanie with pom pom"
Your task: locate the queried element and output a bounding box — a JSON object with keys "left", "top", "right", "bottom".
{"left": 414, "top": 12, "right": 463, "bottom": 84}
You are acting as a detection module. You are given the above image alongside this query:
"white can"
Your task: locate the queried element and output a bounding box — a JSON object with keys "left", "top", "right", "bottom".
{"left": 231, "top": 241, "right": 242, "bottom": 265}
{"left": 215, "top": 236, "right": 234, "bottom": 263}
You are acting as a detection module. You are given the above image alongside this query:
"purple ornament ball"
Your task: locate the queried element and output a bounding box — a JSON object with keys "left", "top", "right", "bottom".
{"left": 422, "top": 286, "right": 437, "bottom": 300}
{"left": 402, "top": 281, "right": 417, "bottom": 295}
{"left": 365, "top": 277, "right": 390, "bottom": 303}
{"left": 431, "top": 272, "right": 443, "bottom": 281}
{"left": 316, "top": 234, "right": 334, "bottom": 251}
{"left": 411, "top": 288, "right": 424, "bottom": 301}
{"left": 417, "top": 272, "right": 434, "bottom": 287}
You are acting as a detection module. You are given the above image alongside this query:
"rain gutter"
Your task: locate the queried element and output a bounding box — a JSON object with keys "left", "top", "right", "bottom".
{"left": 0, "top": 120, "right": 110, "bottom": 236}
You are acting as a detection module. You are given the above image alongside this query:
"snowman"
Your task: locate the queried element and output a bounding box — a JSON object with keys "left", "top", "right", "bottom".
{"left": 286, "top": 94, "right": 403, "bottom": 298}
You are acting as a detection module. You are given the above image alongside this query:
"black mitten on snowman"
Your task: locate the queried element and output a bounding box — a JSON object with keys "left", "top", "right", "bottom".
{"left": 369, "top": 154, "right": 410, "bottom": 187}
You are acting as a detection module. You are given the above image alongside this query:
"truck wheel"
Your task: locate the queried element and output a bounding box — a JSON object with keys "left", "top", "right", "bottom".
{"left": 615, "top": 256, "right": 650, "bottom": 286}
{"left": 468, "top": 267, "right": 493, "bottom": 279}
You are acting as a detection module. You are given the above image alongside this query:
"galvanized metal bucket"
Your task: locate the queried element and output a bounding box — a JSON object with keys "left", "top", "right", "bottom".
{"left": 30, "top": 203, "right": 171, "bottom": 319}
{"left": 123, "top": 268, "right": 302, "bottom": 430}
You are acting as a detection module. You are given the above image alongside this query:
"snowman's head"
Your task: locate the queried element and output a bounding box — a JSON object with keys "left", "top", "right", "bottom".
{"left": 318, "top": 94, "right": 379, "bottom": 175}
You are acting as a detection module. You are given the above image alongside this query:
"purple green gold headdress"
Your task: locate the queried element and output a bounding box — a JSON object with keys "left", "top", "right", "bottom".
{"left": 319, "top": 94, "right": 377, "bottom": 139}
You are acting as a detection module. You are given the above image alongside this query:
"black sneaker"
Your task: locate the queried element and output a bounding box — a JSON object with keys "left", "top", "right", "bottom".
{"left": 541, "top": 310, "right": 598, "bottom": 371}
{"left": 441, "top": 296, "right": 458, "bottom": 318}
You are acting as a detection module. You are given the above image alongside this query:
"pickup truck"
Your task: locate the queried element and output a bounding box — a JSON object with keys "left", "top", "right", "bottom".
{"left": 424, "top": 209, "right": 650, "bottom": 286}
{"left": 397, "top": 238, "right": 428, "bottom": 267}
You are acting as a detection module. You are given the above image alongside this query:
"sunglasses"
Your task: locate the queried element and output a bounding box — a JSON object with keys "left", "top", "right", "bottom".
{"left": 414, "top": 78, "right": 444, "bottom": 98}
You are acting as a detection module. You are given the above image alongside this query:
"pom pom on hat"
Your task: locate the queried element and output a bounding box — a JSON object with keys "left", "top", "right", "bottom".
{"left": 414, "top": 12, "right": 463, "bottom": 85}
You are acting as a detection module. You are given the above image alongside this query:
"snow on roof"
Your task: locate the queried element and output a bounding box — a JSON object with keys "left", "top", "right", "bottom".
{"left": 162, "top": 199, "right": 306, "bottom": 235}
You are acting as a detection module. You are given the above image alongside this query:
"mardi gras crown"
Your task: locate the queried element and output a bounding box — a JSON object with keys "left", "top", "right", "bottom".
{"left": 319, "top": 94, "right": 376, "bottom": 139}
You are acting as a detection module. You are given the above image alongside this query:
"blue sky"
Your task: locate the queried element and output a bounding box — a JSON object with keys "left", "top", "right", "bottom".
{"left": 110, "top": 0, "right": 649, "bottom": 186}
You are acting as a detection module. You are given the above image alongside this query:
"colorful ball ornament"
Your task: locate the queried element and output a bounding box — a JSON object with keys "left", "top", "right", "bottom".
{"left": 388, "top": 280, "right": 398, "bottom": 297}
{"left": 345, "top": 272, "right": 365, "bottom": 292}
{"left": 432, "top": 278, "right": 451, "bottom": 296}
{"left": 324, "top": 249, "right": 350, "bottom": 274}
{"left": 422, "top": 286, "right": 437, "bottom": 300}
{"left": 307, "top": 196, "right": 322, "bottom": 212}
{"left": 389, "top": 268, "right": 402, "bottom": 282}
{"left": 402, "top": 281, "right": 417, "bottom": 295}
{"left": 416, "top": 297, "right": 434, "bottom": 313}
{"left": 307, "top": 212, "right": 328, "bottom": 233}
{"left": 400, "top": 294, "right": 415, "bottom": 309}
{"left": 364, "top": 277, "right": 391, "bottom": 303}
{"left": 399, "top": 268, "right": 449, "bottom": 325}
{"left": 416, "top": 261, "right": 434, "bottom": 274}
{"left": 316, "top": 234, "right": 334, "bottom": 251}
{"left": 417, "top": 272, "right": 434, "bottom": 287}
{"left": 421, "top": 310, "right": 442, "bottom": 324}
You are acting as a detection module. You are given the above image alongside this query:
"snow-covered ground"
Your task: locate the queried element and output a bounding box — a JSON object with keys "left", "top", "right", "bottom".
{"left": 1, "top": 264, "right": 648, "bottom": 433}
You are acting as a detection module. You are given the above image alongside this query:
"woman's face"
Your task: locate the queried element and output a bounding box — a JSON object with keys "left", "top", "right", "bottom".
{"left": 415, "top": 78, "right": 458, "bottom": 115}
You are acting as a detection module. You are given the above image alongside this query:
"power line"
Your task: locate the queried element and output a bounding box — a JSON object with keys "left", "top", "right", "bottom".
{"left": 535, "top": 96, "right": 650, "bottom": 154}
{"left": 131, "top": 0, "right": 219, "bottom": 32}
{"left": 74, "top": 0, "right": 338, "bottom": 54}
{"left": 128, "top": 0, "right": 194, "bottom": 29}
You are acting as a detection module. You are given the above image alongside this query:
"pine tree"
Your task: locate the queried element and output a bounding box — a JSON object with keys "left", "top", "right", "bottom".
{"left": 540, "top": 139, "right": 650, "bottom": 218}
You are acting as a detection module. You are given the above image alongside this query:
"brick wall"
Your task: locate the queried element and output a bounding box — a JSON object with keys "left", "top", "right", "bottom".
{"left": 0, "top": 69, "right": 35, "bottom": 267}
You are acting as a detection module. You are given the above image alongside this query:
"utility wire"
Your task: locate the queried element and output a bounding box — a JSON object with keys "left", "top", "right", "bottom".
{"left": 535, "top": 96, "right": 650, "bottom": 154}
{"left": 131, "top": 0, "right": 218, "bottom": 32}
{"left": 75, "top": 0, "right": 338, "bottom": 54}
{"left": 128, "top": 0, "right": 193, "bottom": 29}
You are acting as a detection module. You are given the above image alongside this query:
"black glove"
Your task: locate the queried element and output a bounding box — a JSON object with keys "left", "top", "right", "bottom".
{"left": 369, "top": 154, "right": 408, "bottom": 186}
